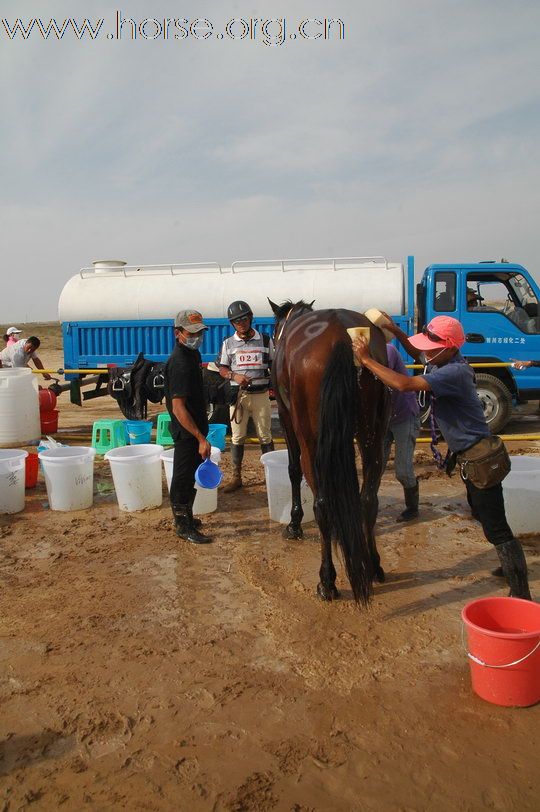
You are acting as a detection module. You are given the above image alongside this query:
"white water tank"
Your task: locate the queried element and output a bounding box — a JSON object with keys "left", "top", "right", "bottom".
{"left": 58, "top": 257, "right": 406, "bottom": 322}
{"left": 0, "top": 368, "right": 41, "bottom": 448}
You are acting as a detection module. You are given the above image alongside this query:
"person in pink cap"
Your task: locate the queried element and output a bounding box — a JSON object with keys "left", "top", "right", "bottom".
{"left": 352, "top": 314, "right": 531, "bottom": 601}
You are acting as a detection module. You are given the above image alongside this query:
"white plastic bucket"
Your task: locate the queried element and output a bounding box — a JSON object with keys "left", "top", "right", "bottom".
{"left": 260, "top": 450, "right": 315, "bottom": 524}
{"left": 0, "top": 368, "right": 41, "bottom": 448}
{"left": 161, "top": 447, "right": 221, "bottom": 515}
{"left": 0, "top": 449, "right": 28, "bottom": 514}
{"left": 38, "top": 446, "right": 96, "bottom": 511}
{"left": 502, "top": 455, "right": 540, "bottom": 535}
{"left": 105, "top": 443, "right": 164, "bottom": 512}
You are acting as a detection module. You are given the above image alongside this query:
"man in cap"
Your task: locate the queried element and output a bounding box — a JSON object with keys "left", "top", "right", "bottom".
{"left": 0, "top": 336, "right": 52, "bottom": 380}
{"left": 218, "top": 300, "right": 275, "bottom": 492}
{"left": 164, "top": 310, "right": 212, "bottom": 544}
{"left": 352, "top": 314, "right": 532, "bottom": 600}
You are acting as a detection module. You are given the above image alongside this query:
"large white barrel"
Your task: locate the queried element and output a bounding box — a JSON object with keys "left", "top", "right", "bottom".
{"left": 58, "top": 257, "right": 406, "bottom": 322}
{"left": 0, "top": 369, "right": 41, "bottom": 448}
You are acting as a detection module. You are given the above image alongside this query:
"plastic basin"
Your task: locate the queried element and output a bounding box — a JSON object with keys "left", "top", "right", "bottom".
{"left": 260, "top": 450, "right": 315, "bottom": 524}
{"left": 38, "top": 446, "right": 96, "bottom": 511}
{"left": 0, "top": 449, "right": 28, "bottom": 513}
{"left": 105, "top": 443, "right": 164, "bottom": 512}
{"left": 161, "top": 447, "right": 221, "bottom": 515}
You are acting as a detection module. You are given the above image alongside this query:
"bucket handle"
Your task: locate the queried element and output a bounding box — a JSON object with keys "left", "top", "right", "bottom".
{"left": 462, "top": 625, "right": 540, "bottom": 669}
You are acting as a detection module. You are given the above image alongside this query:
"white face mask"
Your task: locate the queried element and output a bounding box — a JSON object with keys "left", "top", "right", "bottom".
{"left": 183, "top": 334, "right": 204, "bottom": 350}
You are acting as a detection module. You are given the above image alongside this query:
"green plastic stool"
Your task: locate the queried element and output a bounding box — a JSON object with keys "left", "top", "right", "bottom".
{"left": 92, "top": 419, "right": 127, "bottom": 455}
{"left": 156, "top": 412, "right": 174, "bottom": 446}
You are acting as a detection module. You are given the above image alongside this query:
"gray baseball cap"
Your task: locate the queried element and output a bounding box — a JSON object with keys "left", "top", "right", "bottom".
{"left": 174, "top": 309, "right": 208, "bottom": 333}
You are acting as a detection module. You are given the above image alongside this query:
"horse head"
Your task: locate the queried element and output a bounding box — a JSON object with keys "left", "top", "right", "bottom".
{"left": 268, "top": 298, "right": 315, "bottom": 342}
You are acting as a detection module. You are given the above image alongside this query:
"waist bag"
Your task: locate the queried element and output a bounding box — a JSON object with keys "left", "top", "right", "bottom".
{"left": 457, "top": 435, "right": 511, "bottom": 489}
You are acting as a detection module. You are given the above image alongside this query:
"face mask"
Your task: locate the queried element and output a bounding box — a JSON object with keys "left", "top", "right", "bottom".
{"left": 183, "top": 334, "right": 204, "bottom": 350}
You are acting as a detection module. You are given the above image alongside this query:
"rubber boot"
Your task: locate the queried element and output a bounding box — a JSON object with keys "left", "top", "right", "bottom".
{"left": 172, "top": 504, "right": 213, "bottom": 544}
{"left": 495, "top": 539, "right": 532, "bottom": 600}
{"left": 171, "top": 503, "right": 201, "bottom": 530}
{"left": 261, "top": 442, "right": 275, "bottom": 454}
{"left": 222, "top": 444, "right": 244, "bottom": 493}
{"left": 397, "top": 480, "right": 419, "bottom": 522}
{"left": 188, "top": 489, "right": 202, "bottom": 529}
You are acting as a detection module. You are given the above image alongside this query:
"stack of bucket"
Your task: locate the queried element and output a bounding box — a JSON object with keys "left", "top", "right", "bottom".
{"left": 39, "top": 389, "right": 59, "bottom": 435}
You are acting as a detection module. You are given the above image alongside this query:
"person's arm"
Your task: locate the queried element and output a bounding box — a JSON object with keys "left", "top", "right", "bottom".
{"left": 171, "top": 396, "right": 211, "bottom": 459}
{"left": 378, "top": 311, "right": 423, "bottom": 363}
{"left": 512, "top": 359, "right": 540, "bottom": 369}
{"left": 31, "top": 355, "right": 52, "bottom": 381}
{"left": 352, "top": 337, "right": 431, "bottom": 392}
{"left": 218, "top": 365, "right": 250, "bottom": 387}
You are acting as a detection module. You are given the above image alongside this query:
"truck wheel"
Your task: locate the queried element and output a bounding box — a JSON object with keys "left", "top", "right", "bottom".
{"left": 475, "top": 373, "right": 512, "bottom": 434}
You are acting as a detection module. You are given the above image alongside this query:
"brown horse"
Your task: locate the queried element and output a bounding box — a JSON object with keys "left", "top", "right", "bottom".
{"left": 269, "top": 300, "right": 391, "bottom": 605}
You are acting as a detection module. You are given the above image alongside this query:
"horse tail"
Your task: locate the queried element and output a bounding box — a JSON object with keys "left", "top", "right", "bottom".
{"left": 314, "top": 340, "right": 373, "bottom": 605}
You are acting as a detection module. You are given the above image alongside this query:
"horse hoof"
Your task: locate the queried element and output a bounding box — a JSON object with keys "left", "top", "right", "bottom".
{"left": 283, "top": 524, "right": 303, "bottom": 540}
{"left": 374, "top": 565, "right": 386, "bottom": 583}
{"left": 317, "top": 583, "right": 340, "bottom": 601}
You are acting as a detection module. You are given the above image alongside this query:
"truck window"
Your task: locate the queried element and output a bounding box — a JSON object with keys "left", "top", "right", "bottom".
{"left": 434, "top": 272, "right": 456, "bottom": 312}
{"left": 467, "top": 273, "right": 540, "bottom": 334}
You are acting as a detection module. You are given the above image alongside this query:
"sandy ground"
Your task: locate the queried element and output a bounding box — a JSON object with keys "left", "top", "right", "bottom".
{"left": 1, "top": 326, "right": 539, "bottom": 810}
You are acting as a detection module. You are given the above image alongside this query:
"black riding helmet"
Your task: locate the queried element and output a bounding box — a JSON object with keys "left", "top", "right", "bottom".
{"left": 227, "top": 300, "right": 253, "bottom": 322}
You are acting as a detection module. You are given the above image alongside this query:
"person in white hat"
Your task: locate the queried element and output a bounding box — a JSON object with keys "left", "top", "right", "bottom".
{"left": 3, "top": 327, "right": 22, "bottom": 346}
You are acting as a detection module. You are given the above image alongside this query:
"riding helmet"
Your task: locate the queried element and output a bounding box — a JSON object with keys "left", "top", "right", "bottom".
{"left": 227, "top": 300, "right": 253, "bottom": 322}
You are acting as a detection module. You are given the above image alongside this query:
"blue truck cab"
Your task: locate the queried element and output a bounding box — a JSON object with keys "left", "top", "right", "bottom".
{"left": 418, "top": 260, "right": 540, "bottom": 432}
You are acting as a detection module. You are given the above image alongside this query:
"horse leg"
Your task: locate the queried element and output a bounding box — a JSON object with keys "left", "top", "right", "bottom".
{"left": 281, "top": 413, "right": 304, "bottom": 539}
{"left": 314, "top": 498, "right": 340, "bottom": 600}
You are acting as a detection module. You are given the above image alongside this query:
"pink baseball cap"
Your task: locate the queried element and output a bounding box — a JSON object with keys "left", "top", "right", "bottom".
{"left": 409, "top": 315, "right": 465, "bottom": 351}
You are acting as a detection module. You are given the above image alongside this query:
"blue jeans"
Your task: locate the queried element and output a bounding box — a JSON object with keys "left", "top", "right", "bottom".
{"left": 383, "top": 414, "right": 420, "bottom": 489}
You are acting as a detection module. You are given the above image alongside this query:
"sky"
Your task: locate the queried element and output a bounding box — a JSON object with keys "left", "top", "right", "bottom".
{"left": 1, "top": 0, "right": 540, "bottom": 322}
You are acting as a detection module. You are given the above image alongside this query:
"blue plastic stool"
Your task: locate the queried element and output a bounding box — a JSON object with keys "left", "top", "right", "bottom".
{"left": 207, "top": 423, "right": 227, "bottom": 451}
{"left": 156, "top": 412, "right": 174, "bottom": 446}
{"left": 92, "top": 419, "right": 127, "bottom": 455}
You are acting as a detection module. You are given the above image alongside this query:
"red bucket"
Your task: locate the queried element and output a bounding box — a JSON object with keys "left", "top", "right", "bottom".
{"left": 25, "top": 452, "right": 39, "bottom": 489}
{"left": 462, "top": 597, "right": 540, "bottom": 707}
{"left": 39, "top": 389, "right": 57, "bottom": 412}
{"left": 40, "top": 409, "right": 59, "bottom": 434}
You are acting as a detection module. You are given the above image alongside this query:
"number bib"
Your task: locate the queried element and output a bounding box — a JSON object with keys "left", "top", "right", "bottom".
{"left": 235, "top": 350, "right": 264, "bottom": 369}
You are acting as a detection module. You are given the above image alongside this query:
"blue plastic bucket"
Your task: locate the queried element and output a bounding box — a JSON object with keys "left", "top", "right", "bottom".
{"left": 206, "top": 423, "right": 227, "bottom": 451}
{"left": 125, "top": 420, "right": 153, "bottom": 445}
{"left": 195, "top": 458, "right": 223, "bottom": 489}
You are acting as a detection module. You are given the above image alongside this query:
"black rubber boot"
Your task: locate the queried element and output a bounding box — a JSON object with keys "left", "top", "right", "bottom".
{"left": 495, "top": 539, "right": 532, "bottom": 600}
{"left": 172, "top": 504, "right": 213, "bottom": 544}
{"left": 222, "top": 444, "right": 244, "bottom": 493}
{"left": 261, "top": 442, "right": 275, "bottom": 454}
{"left": 397, "top": 480, "right": 419, "bottom": 522}
{"left": 188, "top": 488, "right": 203, "bottom": 528}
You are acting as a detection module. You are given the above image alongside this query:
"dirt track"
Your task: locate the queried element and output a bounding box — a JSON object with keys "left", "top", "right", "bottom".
{"left": 1, "top": 326, "right": 539, "bottom": 810}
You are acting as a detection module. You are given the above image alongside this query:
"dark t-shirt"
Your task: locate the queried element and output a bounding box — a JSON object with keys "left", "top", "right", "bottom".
{"left": 164, "top": 342, "right": 208, "bottom": 442}
{"left": 423, "top": 353, "right": 489, "bottom": 453}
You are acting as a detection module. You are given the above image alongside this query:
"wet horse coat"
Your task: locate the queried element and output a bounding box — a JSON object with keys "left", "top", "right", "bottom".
{"left": 270, "top": 301, "right": 391, "bottom": 604}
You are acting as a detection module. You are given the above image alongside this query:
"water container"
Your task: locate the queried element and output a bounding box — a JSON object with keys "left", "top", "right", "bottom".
{"left": 40, "top": 410, "right": 59, "bottom": 434}
{"left": 125, "top": 420, "right": 153, "bottom": 445}
{"left": 105, "top": 444, "right": 164, "bottom": 512}
{"left": 0, "top": 449, "right": 28, "bottom": 514}
{"left": 260, "top": 450, "right": 315, "bottom": 524}
{"left": 25, "top": 452, "right": 39, "bottom": 489}
{"left": 39, "top": 389, "right": 57, "bottom": 412}
{"left": 502, "top": 456, "right": 540, "bottom": 535}
{"left": 206, "top": 424, "right": 227, "bottom": 451}
{"left": 161, "top": 447, "right": 221, "bottom": 515}
{"left": 0, "top": 368, "right": 41, "bottom": 448}
{"left": 38, "top": 447, "right": 96, "bottom": 511}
